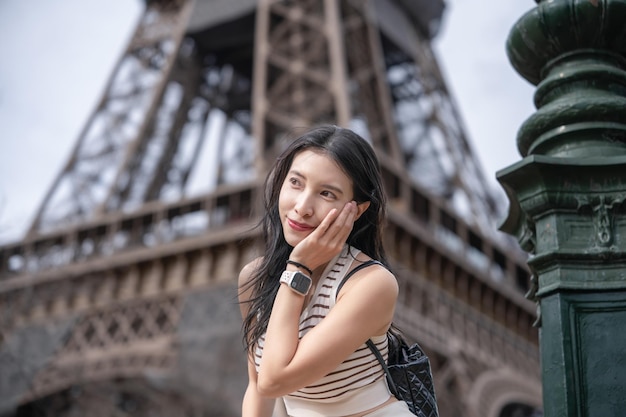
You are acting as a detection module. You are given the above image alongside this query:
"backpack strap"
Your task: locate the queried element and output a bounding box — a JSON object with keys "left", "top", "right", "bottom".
{"left": 335, "top": 259, "right": 383, "bottom": 301}
{"left": 366, "top": 339, "right": 399, "bottom": 396}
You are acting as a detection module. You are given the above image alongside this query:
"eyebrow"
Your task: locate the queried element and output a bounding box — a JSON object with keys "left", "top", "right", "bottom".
{"left": 289, "top": 169, "right": 345, "bottom": 195}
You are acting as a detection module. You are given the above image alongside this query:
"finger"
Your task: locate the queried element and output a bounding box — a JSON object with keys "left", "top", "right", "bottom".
{"left": 326, "top": 201, "right": 356, "bottom": 240}
{"left": 317, "top": 208, "right": 339, "bottom": 233}
{"left": 336, "top": 201, "right": 357, "bottom": 226}
{"left": 291, "top": 204, "right": 355, "bottom": 266}
{"left": 290, "top": 208, "right": 340, "bottom": 261}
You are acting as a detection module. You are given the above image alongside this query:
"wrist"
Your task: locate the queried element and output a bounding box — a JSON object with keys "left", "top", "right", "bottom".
{"left": 280, "top": 270, "right": 312, "bottom": 296}
{"left": 286, "top": 259, "right": 313, "bottom": 275}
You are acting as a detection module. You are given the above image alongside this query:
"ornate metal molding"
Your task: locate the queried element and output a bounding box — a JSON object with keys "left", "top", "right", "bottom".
{"left": 577, "top": 193, "right": 626, "bottom": 251}
{"left": 507, "top": 0, "right": 626, "bottom": 86}
{"left": 507, "top": 0, "right": 626, "bottom": 159}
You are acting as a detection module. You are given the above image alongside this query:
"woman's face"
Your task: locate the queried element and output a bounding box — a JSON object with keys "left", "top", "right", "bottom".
{"left": 278, "top": 149, "right": 355, "bottom": 247}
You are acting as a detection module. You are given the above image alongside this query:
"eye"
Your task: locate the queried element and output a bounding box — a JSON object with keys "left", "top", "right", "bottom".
{"left": 320, "top": 190, "right": 337, "bottom": 200}
{"left": 288, "top": 177, "right": 302, "bottom": 187}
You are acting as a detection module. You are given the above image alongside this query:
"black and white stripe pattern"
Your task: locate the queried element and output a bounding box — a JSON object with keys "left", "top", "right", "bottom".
{"left": 255, "top": 246, "right": 388, "bottom": 402}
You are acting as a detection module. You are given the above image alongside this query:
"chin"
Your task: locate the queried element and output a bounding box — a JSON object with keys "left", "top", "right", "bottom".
{"left": 284, "top": 234, "right": 303, "bottom": 248}
{"left": 282, "top": 227, "right": 306, "bottom": 248}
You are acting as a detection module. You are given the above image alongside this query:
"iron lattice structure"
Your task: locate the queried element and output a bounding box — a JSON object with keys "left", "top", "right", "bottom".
{"left": 0, "top": 1, "right": 542, "bottom": 416}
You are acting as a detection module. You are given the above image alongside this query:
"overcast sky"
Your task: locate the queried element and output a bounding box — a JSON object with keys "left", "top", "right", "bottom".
{"left": 0, "top": 0, "right": 536, "bottom": 243}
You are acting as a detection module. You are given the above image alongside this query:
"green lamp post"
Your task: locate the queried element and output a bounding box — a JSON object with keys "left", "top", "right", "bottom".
{"left": 497, "top": 0, "right": 626, "bottom": 416}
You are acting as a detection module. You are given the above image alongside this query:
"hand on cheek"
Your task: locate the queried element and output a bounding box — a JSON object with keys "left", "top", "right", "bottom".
{"left": 290, "top": 201, "right": 357, "bottom": 271}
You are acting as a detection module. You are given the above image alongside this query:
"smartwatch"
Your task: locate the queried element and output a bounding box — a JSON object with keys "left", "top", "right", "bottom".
{"left": 280, "top": 270, "right": 312, "bottom": 296}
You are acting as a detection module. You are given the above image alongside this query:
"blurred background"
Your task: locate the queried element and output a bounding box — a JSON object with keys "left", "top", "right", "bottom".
{"left": 0, "top": 0, "right": 535, "bottom": 243}
{"left": 0, "top": 1, "right": 542, "bottom": 416}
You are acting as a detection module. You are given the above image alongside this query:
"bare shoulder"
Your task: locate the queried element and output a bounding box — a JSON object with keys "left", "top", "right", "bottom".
{"left": 357, "top": 253, "right": 397, "bottom": 286}
{"left": 238, "top": 256, "right": 263, "bottom": 289}
{"left": 336, "top": 258, "right": 398, "bottom": 335}
{"left": 340, "top": 258, "right": 398, "bottom": 301}
{"left": 238, "top": 257, "right": 263, "bottom": 316}
{"left": 364, "top": 262, "right": 398, "bottom": 293}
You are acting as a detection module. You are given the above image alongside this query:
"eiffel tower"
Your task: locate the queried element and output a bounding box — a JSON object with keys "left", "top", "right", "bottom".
{"left": 0, "top": 1, "right": 541, "bottom": 416}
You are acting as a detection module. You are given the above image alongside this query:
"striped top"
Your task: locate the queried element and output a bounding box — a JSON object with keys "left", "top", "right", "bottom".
{"left": 254, "top": 245, "right": 391, "bottom": 417}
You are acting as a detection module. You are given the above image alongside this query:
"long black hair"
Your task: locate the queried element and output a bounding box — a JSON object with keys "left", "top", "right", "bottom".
{"left": 241, "top": 125, "right": 389, "bottom": 353}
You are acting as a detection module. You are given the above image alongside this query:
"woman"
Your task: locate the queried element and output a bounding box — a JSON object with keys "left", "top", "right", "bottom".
{"left": 238, "top": 125, "right": 412, "bottom": 416}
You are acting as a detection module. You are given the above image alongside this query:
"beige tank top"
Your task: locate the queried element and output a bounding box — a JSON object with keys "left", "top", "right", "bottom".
{"left": 254, "top": 245, "right": 391, "bottom": 417}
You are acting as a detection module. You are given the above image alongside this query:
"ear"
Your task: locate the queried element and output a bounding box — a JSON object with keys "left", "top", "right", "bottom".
{"left": 355, "top": 201, "right": 371, "bottom": 221}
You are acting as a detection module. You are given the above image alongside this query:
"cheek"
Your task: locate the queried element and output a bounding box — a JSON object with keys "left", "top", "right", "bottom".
{"left": 319, "top": 201, "right": 345, "bottom": 220}
{"left": 278, "top": 186, "right": 294, "bottom": 213}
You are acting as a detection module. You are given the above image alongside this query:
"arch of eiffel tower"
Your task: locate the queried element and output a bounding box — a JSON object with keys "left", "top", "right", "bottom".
{"left": 0, "top": 1, "right": 542, "bottom": 416}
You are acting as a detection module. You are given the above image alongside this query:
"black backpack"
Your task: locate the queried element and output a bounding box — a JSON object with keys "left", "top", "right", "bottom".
{"left": 337, "top": 260, "right": 439, "bottom": 417}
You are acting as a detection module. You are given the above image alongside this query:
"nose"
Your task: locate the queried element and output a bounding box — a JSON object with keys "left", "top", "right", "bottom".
{"left": 294, "top": 192, "right": 314, "bottom": 217}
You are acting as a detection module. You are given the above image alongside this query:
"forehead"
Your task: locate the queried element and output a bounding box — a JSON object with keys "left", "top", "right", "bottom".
{"left": 290, "top": 150, "right": 352, "bottom": 184}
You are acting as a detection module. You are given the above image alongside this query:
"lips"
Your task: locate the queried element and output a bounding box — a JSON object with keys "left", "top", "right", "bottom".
{"left": 287, "top": 218, "right": 314, "bottom": 232}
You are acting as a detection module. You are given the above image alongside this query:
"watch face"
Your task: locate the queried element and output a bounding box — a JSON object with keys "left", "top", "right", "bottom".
{"left": 291, "top": 272, "right": 311, "bottom": 295}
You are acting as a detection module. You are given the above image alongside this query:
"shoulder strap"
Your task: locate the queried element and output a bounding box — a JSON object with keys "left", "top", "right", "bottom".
{"left": 366, "top": 339, "right": 398, "bottom": 396}
{"left": 334, "top": 259, "right": 383, "bottom": 301}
